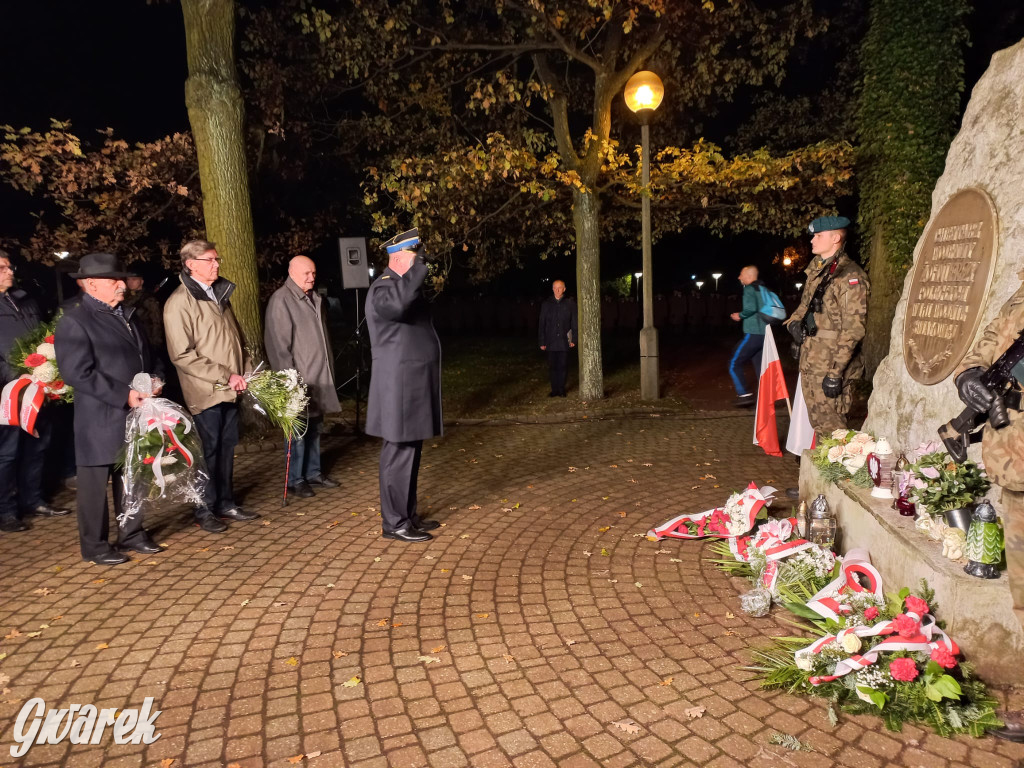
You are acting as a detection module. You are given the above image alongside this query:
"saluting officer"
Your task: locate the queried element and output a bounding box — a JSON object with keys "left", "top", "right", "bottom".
{"left": 365, "top": 229, "right": 443, "bottom": 543}
{"left": 785, "top": 216, "right": 869, "bottom": 436}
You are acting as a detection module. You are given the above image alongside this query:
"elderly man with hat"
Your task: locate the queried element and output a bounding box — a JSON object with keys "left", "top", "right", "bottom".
{"left": 365, "top": 229, "right": 443, "bottom": 542}
{"left": 784, "top": 216, "right": 870, "bottom": 438}
{"left": 55, "top": 253, "right": 165, "bottom": 564}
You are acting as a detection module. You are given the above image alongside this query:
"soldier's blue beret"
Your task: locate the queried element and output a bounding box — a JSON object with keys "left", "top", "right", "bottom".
{"left": 808, "top": 216, "right": 851, "bottom": 234}
{"left": 383, "top": 227, "right": 420, "bottom": 254}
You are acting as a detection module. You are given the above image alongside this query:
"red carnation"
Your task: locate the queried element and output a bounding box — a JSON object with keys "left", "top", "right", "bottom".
{"left": 864, "top": 606, "right": 879, "bottom": 621}
{"left": 889, "top": 657, "right": 919, "bottom": 682}
{"left": 49, "top": 379, "right": 64, "bottom": 391}
{"left": 930, "top": 645, "right": 958, "bottom": 669}
{"left": 143, "top": 456, "right": 156, "bottom": 465}
{"left": 44, "top": 335, "right": 55, "bottom": 343}
{"left": 904, "top": 595, "right": 929, "bottom": 616}
{"left": 892, "top": 614, "right": 920, "bottom": 638}
{"left": 24, "top": 353, "right": 46, "bottom": 367}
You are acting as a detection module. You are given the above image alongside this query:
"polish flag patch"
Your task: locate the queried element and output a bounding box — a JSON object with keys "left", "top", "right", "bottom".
{"left": 849, "top": 278, "right": 860, "bottom": 285}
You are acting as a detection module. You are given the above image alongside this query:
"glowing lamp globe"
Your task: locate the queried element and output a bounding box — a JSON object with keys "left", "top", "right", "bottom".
{"left": 623, "top": 71, "right": 665, "bottom": 114}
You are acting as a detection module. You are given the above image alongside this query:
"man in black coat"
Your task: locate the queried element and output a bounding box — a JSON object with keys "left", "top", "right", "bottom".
{"left": 538, "top": 279, "right": 578, "bottom": 397}
{"left": 55, "top": 254, "right": 164, "bottom": 564}
{"left": 0, "top": 252, "right": 71, "bottom": 532}
{"left": 365, "top": 229, "right": 442, "bottom": 543}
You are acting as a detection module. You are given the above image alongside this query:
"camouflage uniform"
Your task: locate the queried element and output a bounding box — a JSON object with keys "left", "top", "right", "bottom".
{"left": 786, "top": 249, "right": 869, "bottom": 434}
{"left": 124, "top": 290, "right": 165, "bottom": 349}
{"left": 955, "top": 282, "right": 1024, "bottom": 628}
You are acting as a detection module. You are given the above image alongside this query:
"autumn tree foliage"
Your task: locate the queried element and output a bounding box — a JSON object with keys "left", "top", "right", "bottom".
{"left": 242, "top": 0, "right": 854, "bottom": 400}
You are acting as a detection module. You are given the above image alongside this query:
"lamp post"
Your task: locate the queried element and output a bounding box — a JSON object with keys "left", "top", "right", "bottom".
{"left": 695, "top": 281, "right": 704, "bottom": 291}
{"left": 795, "top": 282, "right": 803, "bottom": 290}
{"left": 712, "top": 272, "right": 722, "bottom": 293}
{"left": 624, "top": 70, "right": 665, "bottom": 400}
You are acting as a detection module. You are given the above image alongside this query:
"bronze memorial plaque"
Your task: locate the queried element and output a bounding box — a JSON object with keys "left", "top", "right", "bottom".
{"left": 903, "top": 187, "right": 998, "bottom": 385}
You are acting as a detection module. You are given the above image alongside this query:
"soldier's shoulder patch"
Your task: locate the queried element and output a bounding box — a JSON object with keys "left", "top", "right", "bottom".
{"left": 848, "top": 278, "right": 860, "bottom": 285}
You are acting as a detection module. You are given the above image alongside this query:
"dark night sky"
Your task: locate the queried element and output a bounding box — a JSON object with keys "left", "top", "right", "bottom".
{"left": 2, "top": 1, "right": 1023, "bottom": 298}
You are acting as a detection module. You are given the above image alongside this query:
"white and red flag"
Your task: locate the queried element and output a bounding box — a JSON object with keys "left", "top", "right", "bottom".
{"left": 752, "top": 326, "right": 789, "bottom": 457}
{"left": 786, "top": 373, "right": 816, "bottom": 455}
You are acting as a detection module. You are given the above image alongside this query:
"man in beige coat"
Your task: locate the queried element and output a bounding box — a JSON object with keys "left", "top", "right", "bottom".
{"left": 164, "top": 240, "right": 259, "bottom": 532}
{"left": 264, "top": 255, "right": 341, "bottom": 498}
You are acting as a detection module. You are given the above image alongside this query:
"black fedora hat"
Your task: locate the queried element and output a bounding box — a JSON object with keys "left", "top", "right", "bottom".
{"left": 70, "top": 253, "right": 137, "bottom": 280}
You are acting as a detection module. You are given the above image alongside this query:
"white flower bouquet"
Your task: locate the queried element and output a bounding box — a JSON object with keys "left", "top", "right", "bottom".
{"left": 812, "top": 429, "right": 875, "bottom": 487}
{"left": 240, "top": 365, "right": 309, "bottom": 440}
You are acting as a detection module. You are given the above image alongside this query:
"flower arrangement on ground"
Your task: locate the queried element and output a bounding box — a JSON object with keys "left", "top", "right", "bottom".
{"left": 909, "top": 449, "right": 990, "bottom": 514}
{"left": 648, "top": 483, "right": 774, "bottom": 540}
{"left": 230, "top": 365, "right": 309, "bottom": 440}
{"left": 749, "top": 580, "right": 1002, "bottom": 737}
{"left": 121, "top": 374, "right": 207, "bottom": 525}
{"left": 811, "top": 429, "right": 875, "bottom": 487}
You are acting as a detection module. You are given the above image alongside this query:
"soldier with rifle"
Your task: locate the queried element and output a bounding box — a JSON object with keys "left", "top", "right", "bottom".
{"left": 947, "top": 281, "right": 1024, "bottom": 743}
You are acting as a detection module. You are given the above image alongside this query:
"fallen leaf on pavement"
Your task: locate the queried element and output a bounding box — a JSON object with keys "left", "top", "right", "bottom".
{"left": 418, "top": 655, "right": 441, "bottom": 664}
{"left": 725, "top": 612, "right": 736, "bottom": 619}
{"left": 4, "top": 629, "right": 23, "bottom": 639}
{"left": 601, "top": 548, "right": 610, "bottom": 557}
{"left": 26, "top": 631, "right": 41, "bottom": 638}
{"left": 609, "top": 464, "right": 618, "bottom": 468}
{"left": 373, "top": 557, "right": 382, "bottom": 562}
{"left": 287, "top": 755, "right": 304, "bottom": 764}
{"left": 261, "top": 520, "right": 271, "bottom": 525}
{"left": 567, "top": 467, "right": 577, "bottom": 473}
{"left": 69, "top": 659, "right": 80, "bottom": 667}
{"left": 582, "top": 550, "right": 592, "bottom": 557}
{"left": 241, "top": 599, "right": 250, "bottom": 606}
{"left": 476, "top": 613, "right": 489, "bottom": 618}
{"left": 461, "top": 574, "right": 472, "bottom": 581}
{"left": 332, "top": 651, "right": 348, "bottom": 659}
{"left": 32, "top": 588, "right": 54, "bottom": 596}
{"left": 95, "top": 643, "right": 109, "bottom": 650}
{"left": 670, "top": 558, "right": 682, "bottom": 563}
{"left": 342, "top": 677, "right": 361, "bottom": 687}
{"left": 656, "top": 549, "right": 670, "bottom": 555}
{"left": 286, "top": 657, "right": 298, "bottom": 666}
{"left": 618, "top": 511, "right": 627, "bottom": 518}
{"left": 92, "top": 579, "right": 107, "bottom": 584}
{"left": 634, "top": 582, "right": 643, "bottom": 588}
{"left": 724, "top": 631, "right": 736, "bottom": 637}
{"left": 659, "top": 677, "right": 674, "bottom": 686}
{"left": 642, "top": 463, "right": 653, "bottom": 467}
{"left": 430, "top": 645, "right": 446, "bottom": 654}
{"left": 612, "top": 719, "right": 641, "bottom": 735}
{"left": 683, "top": 706, "right": 706, "bottom": 719}
{"left": 327, "top": 520, "right": 339, "bottom": 529}
{"left": 565, "top": 639, "right": 577, "bottom": 646}
{"left": 598, "top": 526, "right": 611, "bottom": 533}
{"left": 228, "top": 764, "right": 241, "bottom": 768}
{"left": 468, "top": 504, "right": 481, "bottom": 510}
{"left": 440, "top": 568, "right": 450, "bottom": 573}
{"left": 608, "top": 579, "right": 618, "bottom": 583}
{"left": 376, "top": 619, "right": 389, "bottom": 627}
{"left": 306, "top": 751, "right": 322, "bottom": 759}
{"left": 503, "top": 654, "right": 515, "bottom": 664}
{"left": 161, "top": 759, "right": 175, "bottom": 768}
{"left": 392, "top": 622, "right": 403, "bottom": 628}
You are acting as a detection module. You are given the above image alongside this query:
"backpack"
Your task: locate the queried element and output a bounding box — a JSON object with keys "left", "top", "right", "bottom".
{"left": 757, "top": 284, "right": 786, "bottom": 324}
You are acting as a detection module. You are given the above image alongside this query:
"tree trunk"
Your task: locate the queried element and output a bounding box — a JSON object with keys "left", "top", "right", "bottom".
{"left": 863, "top": 223, "right": 905, "bottom": 376}
{"left": 573, "top": 187, "right": 604, "bottom": 400}
{"left": 180, "top": 0, "right": 262, "bottom": 349}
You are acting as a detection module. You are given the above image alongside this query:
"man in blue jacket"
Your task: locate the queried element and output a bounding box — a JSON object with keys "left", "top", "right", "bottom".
{"left": 728, "top": 266, "right": 768, "bottom": 407}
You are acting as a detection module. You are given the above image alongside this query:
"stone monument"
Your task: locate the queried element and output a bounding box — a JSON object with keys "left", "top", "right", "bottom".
{"left": 865, "top": 39, "right": 1024, "bottom": 448}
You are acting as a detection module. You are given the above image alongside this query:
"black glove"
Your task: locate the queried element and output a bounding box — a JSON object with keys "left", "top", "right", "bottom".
{"left": 822, "top": 376, "right": 843, "bottom": 399}
{"left": 787, "top": 322, "right": 804, "bottom": 345}
{"left": 955, "top": 367, "right": 995, "bottom": 413}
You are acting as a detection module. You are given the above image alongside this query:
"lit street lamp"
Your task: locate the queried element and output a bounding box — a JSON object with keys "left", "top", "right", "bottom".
{"left": 795, "top": 282, "right": 803, "bottom": 290}
{"left": 695, "top": 281, "right": 705, "bottom": 291}
{"left": 634, "top": 271, "right": 642, "bottom": 301}
{"left": 623, "top": 70, "right": 665, "bottom": 401}
{"left": 712, "top": 272, "right": 722, "bottom": 292}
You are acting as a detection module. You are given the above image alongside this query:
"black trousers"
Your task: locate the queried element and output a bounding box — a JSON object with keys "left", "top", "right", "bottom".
{"left": 0, "top": 411, "right": 51, "bottom": 520}
{"left": 76, "top": 465, "right": 144, "bottom": 558}
{"left": 547, "top": 350, "right": 569, "bottom": 395}
{"left": 193, "top": 402, "right": 239, "bottom": 514}
{"left": 379, "top": 439, "right": 423, "bottom": 532}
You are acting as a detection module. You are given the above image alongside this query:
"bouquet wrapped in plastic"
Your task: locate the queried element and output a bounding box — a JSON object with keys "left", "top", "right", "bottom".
{"left": 120, "top": 373, "right": 208, "bottom": 526}
{"left": 0, "top": 314, "right": 73, "bottom": 435}
{"left": 242, "top": 365, "right": 309, "bottom": 440}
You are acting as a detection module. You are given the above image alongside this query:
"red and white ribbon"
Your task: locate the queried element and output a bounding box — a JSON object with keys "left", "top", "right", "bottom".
{"left": 805, "top": 549, "right": 883, "bottom": 622}
{"left": 141, "top": 411, "right": 194, "bottom": 495}
{"left": 648, "top": 483, "right": 776, "bottom": 540}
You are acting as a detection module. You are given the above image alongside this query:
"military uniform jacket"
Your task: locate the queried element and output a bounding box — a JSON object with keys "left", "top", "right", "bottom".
{"left": 788, "top": 250, "right": 869, "bottom": 379}
{"left": 365, "top": 261, "right": 442, "bottom": 443}
{"left": 55, "top": 296, "right": 160, "bottom": 466}
{"left": 957, "top": 283, "right": 1024, "bottom": 490}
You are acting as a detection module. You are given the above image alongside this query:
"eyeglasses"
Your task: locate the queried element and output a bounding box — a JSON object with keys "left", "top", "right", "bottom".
{"left": 191, "top": 257, "right": 221, "bottom": 264}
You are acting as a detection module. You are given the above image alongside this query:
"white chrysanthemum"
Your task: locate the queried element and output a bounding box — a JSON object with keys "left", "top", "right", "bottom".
{"left": 32, "top": 361, "right": 57, "bottom": 383}
{"left": 35, "top": 342, "right": 56, "bottom": 360}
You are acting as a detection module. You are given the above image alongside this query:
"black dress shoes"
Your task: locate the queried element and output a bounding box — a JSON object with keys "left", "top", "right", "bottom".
{"left": 0, "top": 516, "right": 29, "bottom": 532}
{"left": 119, "top": 534, "right": 163, "bottom": 554}
{"left": 288, "top": 480, "right": 315, "bottom": 498}
{"left": 993, "top": 719, "right": 1024, "bottom": 743}
{"left": 413, "top": 519, "right": 441, "bottom": 531}
{"left": 195, "top": 510, "right": 228, "bottom": 533}
{"left": 30, "top": 504, "right": 72, "bottom": 517}
{"left": 218, "top": 507, "right": 260, "bottom": 521}
{"left": 307, "top": 475, "right": 339, "bottom": 489}
{"left": 383, "top": 527, "right": 433, "bottom": 543}
{"left": 88, "top": 550, "right": 129, "bottom": 565}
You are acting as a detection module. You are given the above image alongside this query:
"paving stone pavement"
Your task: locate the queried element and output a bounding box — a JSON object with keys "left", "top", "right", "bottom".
{"left": 2, "top": 413, "right": 1023, "bottom": 768}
